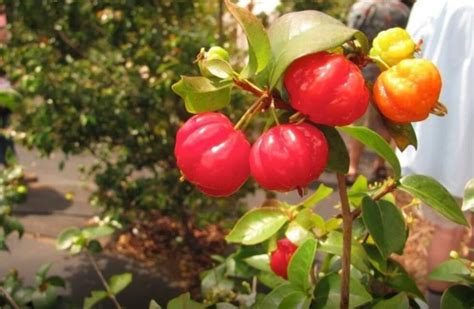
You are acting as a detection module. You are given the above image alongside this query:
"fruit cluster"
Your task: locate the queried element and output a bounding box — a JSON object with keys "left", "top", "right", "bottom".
{"left": 175, "top": 28, "right": 444, "bottom": 197}
{"left": 370, "top": 28, "right": 443, "bottom": 124}
{"left": 175, "top": 51, "right": 369, "bottom": 197}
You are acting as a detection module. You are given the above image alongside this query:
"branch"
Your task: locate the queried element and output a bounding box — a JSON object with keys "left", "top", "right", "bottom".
{"left": 337, "top": 173, "right": 351, "bottom": 309}
{"left": 87, "top": 252, "right": 122, "bottom": 309}
{"left": 0, "top": 287, "right": 20, "bottom": 309}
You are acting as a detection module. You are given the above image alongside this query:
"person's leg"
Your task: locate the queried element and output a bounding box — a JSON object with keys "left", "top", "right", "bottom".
{"left": 348, "top": 139, "right": 363, "bottom": 178}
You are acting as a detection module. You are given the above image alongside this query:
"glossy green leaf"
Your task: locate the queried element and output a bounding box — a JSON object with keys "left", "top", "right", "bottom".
{"left": 267, "top": 11, "right": 360, "bottom": 89}
{"left": 429, "top": 259, "right": 471, "bottom": 283}
{"left": 226, "top": 208, "right": 288, "bottom": 245}
{"left": 373, "top": 293, "right": 409, "bottom": 309}
{"left": 362, "top": 197, "right": 407, "bottom": 258}
{"left": 56, "top": 227, "right": 81, "bottom": 250}
{"left": 216, "top": 303, "right": 238, "bottom": 309}
{"left": 339, "top": 126, "right": 401, "bottom": 179}
{"left": 260, "top": 283, "right": 301, "bottom": 308}
{"left": 300, "top": 184, "right": 333, "bottom": 208}
{"left": 167, "top": 293, "right": 205, "bottom": 309}
{"left": 84, "top": 290, "right": 108, "bottom": 309}
{"left": 224, "top": 0, "right": 271, "bottom": 77}
{"left": 279, "top": 291, "right": 310, "bottom": 309}
{"left": 244, "top": 254, "right": 271, "bottom": 272}
{"left": 149, "top": 299, "right": 162, "bottom": 309}
{"left": 462, "top": 178, "right": 474, "bottom": 211}
{"left": 441, "top": 285, "right": 474, "bottom": 309}
{"left": 319, "top": 231, "right": 370, "bottom": 273}
{"left": 382, "top": 118, "right": 417, "bottom": 151}
{"left": 108, "top": 272, "right": 132, "bottom": 295}
{"left": 317, "top": 125, "right": 349, "bottom": 173}
{"left": 288, "top": 238, "right": 317, "bottom": 290}
{"left": 313, "top": 273, "right": 372, "bottom": 308}
{"left": 171, "top": 76, "right": 232, "bottom": 113}
{"left": 285, "top": 221, "right": 311, "bottom": 245}
{"left": 400, "top": 175, "right": 468, "bottom": 226}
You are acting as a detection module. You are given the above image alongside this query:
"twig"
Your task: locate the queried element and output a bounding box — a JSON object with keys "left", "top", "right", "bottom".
{"left": 348, "top": 180, "right": 399, "bottom": 220}
{"left": 337, "top": 173, "right": 352, "bottom": 309}
{"left": 87, "top": 252, "right": 122, "bottom": 309}
{"left": 0, "top": 287, "right": 20, "bottom": 309}
{"left": 234, "top": 94, "right": 267, "bottom": 130}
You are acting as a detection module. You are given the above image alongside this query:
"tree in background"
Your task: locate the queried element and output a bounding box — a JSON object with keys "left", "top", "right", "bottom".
{"left": 0, "top": 0, "right": 254, "bottom": 234}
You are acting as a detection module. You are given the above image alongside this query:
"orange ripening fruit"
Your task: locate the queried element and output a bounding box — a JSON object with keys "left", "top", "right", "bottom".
{"left": 373, "top": 58, "right": 442, "bottom": 124}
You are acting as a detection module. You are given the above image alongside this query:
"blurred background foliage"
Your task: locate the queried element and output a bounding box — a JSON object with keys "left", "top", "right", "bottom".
{"left": 0, "top": 0, "right": 351, "bottom": 232}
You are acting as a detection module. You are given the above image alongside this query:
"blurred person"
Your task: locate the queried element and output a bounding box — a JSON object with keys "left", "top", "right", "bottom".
{"left": 345, "top": 0, "right": 411, "bottom": 184}
{"left": 398, "top": 0, "right": 474, "bottom": 306}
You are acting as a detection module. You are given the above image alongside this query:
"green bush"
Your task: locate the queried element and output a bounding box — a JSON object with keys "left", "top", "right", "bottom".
{"left": 1, "top": 0, "right": 253, "bottom": 227}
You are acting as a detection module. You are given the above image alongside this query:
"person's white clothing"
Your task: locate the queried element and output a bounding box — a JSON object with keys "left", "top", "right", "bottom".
{"left": 398, "top": 0, "right": 474, "bottom": 198}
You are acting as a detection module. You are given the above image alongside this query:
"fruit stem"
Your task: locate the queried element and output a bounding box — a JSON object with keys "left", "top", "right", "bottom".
{"left": 336, "top": 173, "right": 352, "bottom": 309}
{"left": 269, "top": 98, "right": 280, "bottom": 125}
{"left": 234, "top": 94, "right": 267, "bottom": 130}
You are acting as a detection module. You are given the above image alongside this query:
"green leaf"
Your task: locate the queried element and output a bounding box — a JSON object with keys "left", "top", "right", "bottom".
{"left": 149, "top": 299, "right": 162, "bottom": 309}
{"left": 462, "top": 178, "right": 474, "bottom": 212}
{"left": 288, "top": 238, "right": 317, "bottom": 290}
{"left": 400, "top": 175, "right": 468, "bottom": 226}
{"left": 285, "top": 221, "right": 311, "bottom": 245}
{"left": 363, "top": 244, "right": 387, "bottom": 274}
{"left": 260, "top": 283, "right": 301, "bottom": 308}
{"left": 226, "top": 208, "right": 288, "bottom": 245}
{"left": 373, "top": 293, "right": 409, "bottom": 309}
{"left": 87, "top": 239, "right": 103, "bottom": 253}
{"left": 3, "top": 217, "right": 24, "bottom": 238}
{"left": 267, "top": 11, "right": 361, "bottom": 89}
{"left": 257, "top": 271, "right": 287, "bottom": 289}
{"left": 429, "top": 259, "right": 471, "bottom": 283}
{"left": 382, "top": 118, "right": 417, "bottom": 151}
{"left": 0, "top": 89, "right": 22, "bottom": 110}
{"left": 339, "top": 126, "right": 401, "bottom": 179}
{"left": 171, "top": 76, "right": 232, "bottom": 114}
{"left": 56, "top": 227, "right": 81, "bottom": 250}
{"left": 317, "top": 125, "right": 349, "bottom": 174}
{"left": 84, "top": 290, "right": 108, "bottom": 309}
{"left": 36, "top": 262, "right": 53, "bottom": 284}
{"left": 299, "top": 184, "right": 333, "bottom": 208}
{"left": 279, "top": 291, "right": 310, "bottom": 309}
{"left": 204, "top": 59, "right": 234, "bottom": 79}
{"left": 244, "top": 254, "right": 271, "bottom": 272}
{"left": 46, "top": 276, "right": 66, "bottom": 288}
{"left": 216, "top": 303, "right": 238, "bottom": 309}
{"left": 319, "top": 231, "right": 370, "bottom": 273}
{"left": 167, "top": 293, "right": 205, "bottom": 309}
{"left": 441, "top": 285, "right": 474, "bottom": 309}
{"left": 224, "top": 0, "right": 271, "bottom": 77}
{"left": 82, "top": 225, "right": 115, "bottom": 239}
{"left": 108, "top": 272, "right": 132, "bottom": 295}
{"left": 348, "top": 175, "right": 368, "bottom": 207}
{"left": 361, "top": 197, "right": 407, "bottom": 258}
{"left": 387, "top": 270, "right": 424, "bottom": 300}
{"left": 31, "top": 286, "right": 58, "bottom": 309}
{"left": 313, "top": 273, "right": 372, "bottom": 308}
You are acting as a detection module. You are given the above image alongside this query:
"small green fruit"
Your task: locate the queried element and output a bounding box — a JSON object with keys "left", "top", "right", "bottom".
{"left": 198, "top": 46, "right": 230, "bottom": 77}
